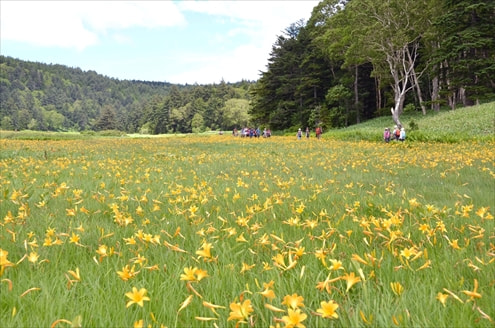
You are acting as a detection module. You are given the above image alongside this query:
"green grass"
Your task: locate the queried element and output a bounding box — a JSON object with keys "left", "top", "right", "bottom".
{"left": 0, "top": 120, "right": 494, "bottom": 327}
{"left": 324, "top": 101, "right": 494, "bottom": 142}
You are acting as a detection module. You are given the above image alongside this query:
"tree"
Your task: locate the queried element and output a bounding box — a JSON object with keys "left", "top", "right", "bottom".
{"left": 325, "top": 84, "right": 352, "bottom": 127}
{"left": 339, "top": 0, "right": 435, "bottom": 127}
{"left": 94, "top": 105, "right": 117, "bottom": 131}
{"left": 220, "top": 98, "right": 250, "bottom": 130}
{"left": 191, "top": 113, "right": 205, "bottom": 133}
{"left": 430, "top": 0, "right": 495, "bottom": 108}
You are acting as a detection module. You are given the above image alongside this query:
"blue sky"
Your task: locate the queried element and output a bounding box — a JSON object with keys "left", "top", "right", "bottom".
{"left": 1, "top": 1, "right": 320, "bottom": 84}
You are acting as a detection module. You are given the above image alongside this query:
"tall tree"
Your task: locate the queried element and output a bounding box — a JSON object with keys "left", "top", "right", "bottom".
{"left": 430, "top": 0, "right": 495, "bottom": 108}
{"left": 94, "top": 105, "right": 117, "bottom": 131}
{"left": 339, "top": 0, "right": 435, "bottom": 127}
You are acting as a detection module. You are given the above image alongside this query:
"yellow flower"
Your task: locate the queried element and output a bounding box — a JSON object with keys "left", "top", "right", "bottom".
{"left": 390, "top": 282, "right": 404, "bottom": 296}
{"left": 265, "top": 303, "right": 285, "bottom": 312}
{"left": 196, "top": 242, "right": 212, "bottom": 259}
{"left": 27, "top": 252, "right": 39, "bottom": 263}
{"left": 125, "top": 287, "right": 150, "bottom": 308}
{"left": 43, "top": 236, "right": 54, "bottom": 247}
{"left": 227, "top": 299, "right": 253, "bottom": 322}
{"left": 400, "top": 247, "right": 416, "bottom": 260}
{"left": 195, "top": 268, "right": 209, "bottom": 281}
{"left": 475, "top": 207, "right": 493, "bottom": 220}
{"left": 180, "top": 267, "right": 208, "bottom": 282}
{"left": 96, "top": 245, "right": 108, "bottom": 257}
{"left": 329, "top": 259, "right": 344, "bottom": 271}
{"left": 462, "top": 279, "right": 482, "bottom": 301}
{"left": 260, "top": 287, "right": 276, "bottom": 300}
{"left": 317, "top": 300, "right": 339, "bottom": 319}
{"left": 67, "top": 268, "right": 81, "bottom": 282}
{"left": 117, "top": 265, "right": 138, "bottom": 281}
{"left": 449, "top": 239, "right": 461, "bottom": 250}
{"left": 66, "top": 208, "right": 76, "bottom": 216}
{"left": 69, "top": 232, "right": 80, "bottom": 244}
{"left": 0, "top": 249, "right": 13, "bottom": 267}
{"left": 282, "top": 308, "right": 307, "bottom": 328}
{"left": 180, "top": 267, "right": 197, "bottom": 281}
{"left": 295, "top": 202, "right": 305, "bottom": 214}
{"left": 282, "top": 293, "right": 305, "bottom": 309}
{"left": 341, "top": 272, "right": 361, "bottom": 292}
{"left": 436, "top": 292, "right": 449, "bottom": 306}
{"left": 240, "top": 262, "right": 255, "bottom": 273}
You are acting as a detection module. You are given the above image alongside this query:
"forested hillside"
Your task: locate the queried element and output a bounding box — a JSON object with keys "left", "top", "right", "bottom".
{"left": 250, "top": 0, "right": 495, "bottom": 130}
{"left": 0, "top": 55, "right": 254, "bottom": 133}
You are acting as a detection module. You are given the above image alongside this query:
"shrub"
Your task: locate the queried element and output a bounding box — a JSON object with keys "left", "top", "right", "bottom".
{"left": 97, "top": 130, "right": 126, "bottom": 137}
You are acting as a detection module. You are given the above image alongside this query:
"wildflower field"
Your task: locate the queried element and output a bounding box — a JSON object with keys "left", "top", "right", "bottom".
{"left": 1, "top": 136, "right": 494, "bottom": 327}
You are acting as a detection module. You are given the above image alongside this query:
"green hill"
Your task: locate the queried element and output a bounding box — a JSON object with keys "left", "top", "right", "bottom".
{"left": 325, "top": 102, "right": 494, "bottom": 142}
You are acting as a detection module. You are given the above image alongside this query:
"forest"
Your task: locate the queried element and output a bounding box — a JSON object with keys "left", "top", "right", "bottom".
{"left": 1, "top": 0, "right": 494, "bottom": 133}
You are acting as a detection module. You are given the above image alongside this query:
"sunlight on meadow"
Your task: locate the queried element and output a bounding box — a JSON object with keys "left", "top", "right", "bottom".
{"left": 1, "top": 136, "right": 494, "bottom": 327}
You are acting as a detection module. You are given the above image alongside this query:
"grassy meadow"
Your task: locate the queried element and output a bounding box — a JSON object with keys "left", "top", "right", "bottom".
{"left": 1, "top": 101, "right": 495, "bottom": 327}
{"left": 1, "top": 133, "right": 494, "bottom": 328}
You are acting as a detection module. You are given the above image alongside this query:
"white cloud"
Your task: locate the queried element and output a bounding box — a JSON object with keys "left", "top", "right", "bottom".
{"left": 1, "top": 1, "right": 186, "bottom": 50}
{"left": 167, "top": 1, "right": 319, "bottom": 83}
{"left": 165, "top": 42, "right": 270, "bottom": 84}
{"left": 1, "top": 0, "right": 319, "bottom": 83}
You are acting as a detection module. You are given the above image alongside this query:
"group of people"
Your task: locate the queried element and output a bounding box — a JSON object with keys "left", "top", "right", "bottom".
{"left": 297, "top": 126, "right": 323, "bottom": 140}
{"left": 233, "top": 127, "right": 272, "bottom": 138}
{"left": 384, "top": 125, "right": 406, "bottom": 142}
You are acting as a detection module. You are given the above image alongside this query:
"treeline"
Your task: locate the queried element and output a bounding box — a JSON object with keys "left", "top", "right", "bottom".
{"left": 250, "top": 0, "right": 495, "bottom": 130}
{"left": 0, "top": 55, "right": 254, "bottom": 133}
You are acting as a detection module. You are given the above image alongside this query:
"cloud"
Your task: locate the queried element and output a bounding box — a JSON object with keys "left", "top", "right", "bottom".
{"left": 1, "top": 1, "right": 319, "bottom": 83}
{"left": 178, "top": 1, "right": 317, "bottom": 48}
{"left": 164, "top": 42, "right": 270, "bottom": 85}
{"left": 166, "top": 1, "right": 319, "bottom": 83}
{"left": 1, "top": 1, "right": 186, "bottom": 50}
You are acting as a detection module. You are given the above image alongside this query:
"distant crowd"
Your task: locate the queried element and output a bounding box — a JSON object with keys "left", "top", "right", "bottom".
{"left": 230, "top": 126, "right": 324, "bottom": 139}
{"left": 229, "top": 125, "right": 405, "bottom": 142}
{"left": 383, "top": 125, "right": 406, "bottom": 142}
{"left": 232, "top": 127, "right": 271, "bottom": 138}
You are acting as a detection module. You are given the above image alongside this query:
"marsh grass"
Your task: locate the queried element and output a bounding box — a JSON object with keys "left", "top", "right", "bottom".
{"left": 0, "top": 135, "right": 493, "bottom": 327}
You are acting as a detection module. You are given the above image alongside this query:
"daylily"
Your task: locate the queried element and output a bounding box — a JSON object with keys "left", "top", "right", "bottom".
{"left": 240, "top": 262, "right": 255, "bottom": 273}
{"left": 117, "top": 265, "right": 138, "bottom": 281}
{"left": 27, "top": 252, "right": 39, "bottom": 263}
{"left": 316, "top": 300, "right": 339, "bottom": 319}
{"left": 436, "top": 292, "right": 449, "bottom": 306}
{"left": 125, "top": 287, "right": 150, "bottom": 308}
{"left": 196, "top": 242, "right": 213, "bottom": 259}
{"left": 341, "top": 272, "right": 361, "bottom": 292}
{"left": 390, "top": 282, "right": 404, "bottom": 296}
{"left": 227, "top": 299, "right": 253, "bottom": 322}
{"left": 462, "top": 279, "right": 482, "bottom": 301}
{"left": 282, "top": 293, "right": 305, "bottom": 309}
{"left": 329, "top": 259, "right": 344, "bottom": 271}
{"left": 282, "top": 308, "right": 307, "bottom": 328}
{"left": 0, "top": 249, "right": 13, "bottom": 267}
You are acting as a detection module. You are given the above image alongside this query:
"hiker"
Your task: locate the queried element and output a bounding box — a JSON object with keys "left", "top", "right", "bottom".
{"left": 297, "top": 128, "right": 302, "bottom": 140}
{"left": 315, "top": 126, "right": 322, "bottom": 139}
{"left": 393, "top": 125, "right": 400, "bottom": 141}
{"left": 383, "top": 128, "right": 391, "bottom": 143}
{"left": 305, "top": 127, "right": 310, "bottom": 139}
{"left": 399, "top": 127, "right": 406, "bottom": 141}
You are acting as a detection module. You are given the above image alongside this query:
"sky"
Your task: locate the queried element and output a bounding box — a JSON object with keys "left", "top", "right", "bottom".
{"left": 1, "top": 1, "right": 320, "bottom": 84}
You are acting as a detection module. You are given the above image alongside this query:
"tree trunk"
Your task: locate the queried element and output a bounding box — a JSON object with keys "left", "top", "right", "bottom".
{"left": 375, "top": 77, "right": 382, "bottom": 110}
{"left": 431, "top": 75, "right": 440, "bottom": 111}
{"left": 354, "top": 65, "right": 360, "bottom": 124}
{"left": 411, "top": 67, "right": 426, "bottom": 115}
